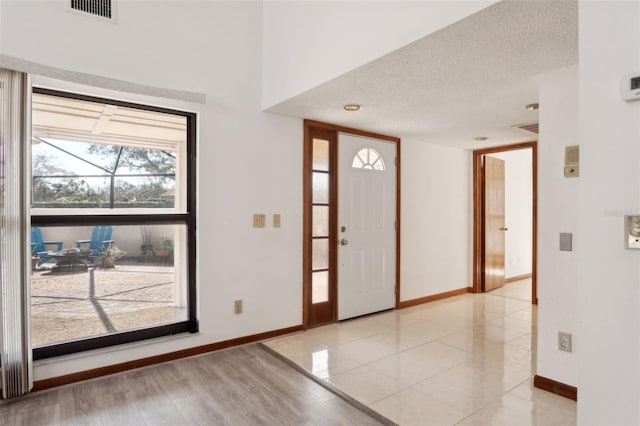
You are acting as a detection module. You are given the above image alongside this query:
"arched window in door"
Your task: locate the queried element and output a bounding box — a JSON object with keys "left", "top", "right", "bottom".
{"left": 352, "top": 148, "right": 385, "bottom": 171}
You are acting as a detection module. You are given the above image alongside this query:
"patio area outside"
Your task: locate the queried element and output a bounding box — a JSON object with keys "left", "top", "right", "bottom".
{"left": 31, "top": 259, "right": 184, "bottom": 347}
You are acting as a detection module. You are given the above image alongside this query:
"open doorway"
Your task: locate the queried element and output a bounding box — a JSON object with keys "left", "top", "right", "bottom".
{"left": 473, "top": 142, "right": 537, "bottom": 304}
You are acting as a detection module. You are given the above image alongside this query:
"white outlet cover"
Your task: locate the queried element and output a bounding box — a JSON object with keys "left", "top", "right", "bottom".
{"left": 558, "top": 332, "right": 572, "bottom": 353}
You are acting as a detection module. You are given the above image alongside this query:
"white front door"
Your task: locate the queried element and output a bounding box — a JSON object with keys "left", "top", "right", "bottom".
{"left": 337, "top": 134, "right": 396, "bottom": 320}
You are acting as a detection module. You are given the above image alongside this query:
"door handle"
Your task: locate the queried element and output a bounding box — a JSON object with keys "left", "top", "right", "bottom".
{"left": 340, "top": 239, "right": 349, "bottom": 246}
{"left": 499, "top": 227, "right": 508, "bottom": 231}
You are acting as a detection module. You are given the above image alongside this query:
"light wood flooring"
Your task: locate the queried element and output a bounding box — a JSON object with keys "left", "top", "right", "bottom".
{"left": 1, "top": 344, "right": 387, "bottom": 425}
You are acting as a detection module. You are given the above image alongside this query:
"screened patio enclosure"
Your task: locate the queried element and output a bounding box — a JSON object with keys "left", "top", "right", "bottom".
{"left": 31, "top": 92, "right": 187, "bottom": 210}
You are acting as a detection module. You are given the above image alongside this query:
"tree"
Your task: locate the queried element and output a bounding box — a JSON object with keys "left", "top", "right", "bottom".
{"left": 32, "top": 145, "right": 176, "bottom": 207}
{"left": 86, "top": 145, "right": 175, "bottom": 176}
{"left": 32, "top": 153, "right": 100, "bottom": 203}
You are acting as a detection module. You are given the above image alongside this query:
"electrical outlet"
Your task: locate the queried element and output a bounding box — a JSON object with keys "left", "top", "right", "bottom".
{"left": 234, "top": 300, "right": 243, "bottom": 314}
{"left": 558, "top": 332, "right": 572, "bottom": 352}
{"left": 273, "top": 214, "right": 281, "bottom": 228}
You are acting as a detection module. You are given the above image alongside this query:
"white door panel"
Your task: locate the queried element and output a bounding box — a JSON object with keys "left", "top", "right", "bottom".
{"left": 338, "top": 134, "right": 396, "bottom": 320}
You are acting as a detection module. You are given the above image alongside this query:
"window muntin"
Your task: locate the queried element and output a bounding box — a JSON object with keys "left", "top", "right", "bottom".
{"left": 352, "top": 148, "right": 385, "bottom": 171}
{"left": 30, "top": 88, "right": 197, "bottom": 360}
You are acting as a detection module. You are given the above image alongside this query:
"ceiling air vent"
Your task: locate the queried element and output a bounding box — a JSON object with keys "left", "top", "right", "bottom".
{"left": 513, "top": 123, "right": 539, "bottom": 135}
{"left": 70, "top": 0, "right": 113, "bottom": 20}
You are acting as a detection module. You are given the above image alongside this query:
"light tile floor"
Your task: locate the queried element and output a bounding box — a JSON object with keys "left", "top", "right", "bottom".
{"left": 265, "top": 279, "right": 577, "bottom": 425}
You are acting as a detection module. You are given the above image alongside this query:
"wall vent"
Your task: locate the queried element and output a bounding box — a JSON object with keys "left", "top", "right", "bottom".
{"left": 513, "top": 123, "right": 539, "bottom": 135}
{"left": 70, "top": 0, "right": 113, "bottom": 20}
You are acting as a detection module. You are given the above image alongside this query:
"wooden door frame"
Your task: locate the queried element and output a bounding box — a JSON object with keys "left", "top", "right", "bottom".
{"left": 303, "top": 119, "right": 401, "bottom": 329}
{"left": 472, "top": 141, "right": 538, "bottom": 304}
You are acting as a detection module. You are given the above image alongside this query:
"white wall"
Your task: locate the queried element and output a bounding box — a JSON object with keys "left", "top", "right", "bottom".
{"left": 400, "top": 140, "right": 471, "bottom": 301}
{"left": 401, "top": 141, "right": 532, "bottom": 303}
{"left": 536, "top": 64, "right": 578, "bottom": 388}
{"left": 492, "top": 149, "right": 532, "bottom": 279}
{"left": 261, "top": 0, "right": 498, "bottom": 109}
{"left": 577, "top": 2, "right": 640, "bottom": 424}
{"left": 1, "top": 0, "right": 303, "bottom": 380}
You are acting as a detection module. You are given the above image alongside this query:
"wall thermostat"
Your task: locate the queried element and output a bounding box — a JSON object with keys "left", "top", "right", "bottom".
{"left": 620, "top": 72, "right": 640, "bottom": 102}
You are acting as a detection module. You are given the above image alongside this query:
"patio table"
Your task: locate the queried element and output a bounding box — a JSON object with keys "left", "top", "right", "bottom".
{"left": 48, "top": 248, "right": 91, "bottom": 273}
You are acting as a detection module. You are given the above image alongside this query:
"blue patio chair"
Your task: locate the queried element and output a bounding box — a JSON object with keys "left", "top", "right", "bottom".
{"left": 31, "top": 227, "right": 63, "bottom": 265}
{"left": 75, "top": 226, "right": 114, "bottom": 256}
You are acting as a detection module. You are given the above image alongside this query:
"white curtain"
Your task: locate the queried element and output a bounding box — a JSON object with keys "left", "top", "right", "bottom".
{"left": 0, "top": 68, "right": 32, "bottom": 398}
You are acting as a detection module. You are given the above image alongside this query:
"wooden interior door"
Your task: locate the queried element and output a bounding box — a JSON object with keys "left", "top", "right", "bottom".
{"left": 483, "top": 155, "right": 506, "bottom": 292}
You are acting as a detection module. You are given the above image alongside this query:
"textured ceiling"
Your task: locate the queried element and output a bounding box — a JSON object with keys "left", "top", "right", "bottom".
{"left": 266, "top": 0, "right": 578, "bottom": 149}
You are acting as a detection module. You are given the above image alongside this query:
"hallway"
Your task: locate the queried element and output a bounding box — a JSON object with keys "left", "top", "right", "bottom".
{"left": 265, "top": 279, "right": 576, "bottom": 425}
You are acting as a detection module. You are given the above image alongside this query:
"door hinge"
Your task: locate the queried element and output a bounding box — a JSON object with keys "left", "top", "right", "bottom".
{"left": 394, "top": 221, "right": 397, "bottom": 231}
{"left": 395, "top": 157, "right": 397, "bottom": 167}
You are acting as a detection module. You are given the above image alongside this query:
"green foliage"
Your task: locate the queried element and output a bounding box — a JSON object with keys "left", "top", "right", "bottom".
{"left": 98, "top": 244, "right": 127, "bottom": 259}
{"left": 86, "top": 145, "right": 175, "bottom": 176}
{"left": 32, "top": 177, "right": 99, "bottom": 203}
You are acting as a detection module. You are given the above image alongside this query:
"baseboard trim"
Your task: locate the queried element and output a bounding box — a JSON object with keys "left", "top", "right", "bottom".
{"left": 505, "top": 273, "right": 532, "bottom": 284}
{"left": 533, "top": 374, "right": 577, "bottom": 401}
{"left": 398, "top": 287, "right": 471, "bottom": 309}
{"left": 32, "top": 324, "right": 303, "bottom": 392}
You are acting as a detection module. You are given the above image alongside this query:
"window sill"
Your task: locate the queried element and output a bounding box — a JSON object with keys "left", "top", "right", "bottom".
{"left": 33, "top": 329, "right": 200, "bottom": 367}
